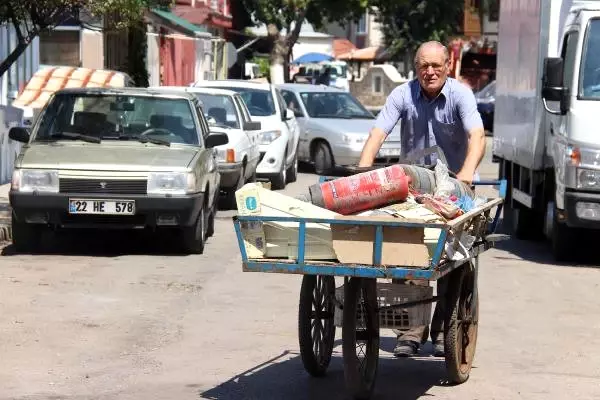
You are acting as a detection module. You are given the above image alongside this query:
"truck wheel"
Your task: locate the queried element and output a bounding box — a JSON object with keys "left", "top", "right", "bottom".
{"left": 507, "top": 203, "right": 543, "bottom": 240}
{"left": 11, "top": 212, "right": 43, "bottom": 253}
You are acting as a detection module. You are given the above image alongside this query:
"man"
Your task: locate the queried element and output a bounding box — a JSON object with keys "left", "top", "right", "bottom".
{"left": 357, "top": 41, "right": 486, "bottom": 357}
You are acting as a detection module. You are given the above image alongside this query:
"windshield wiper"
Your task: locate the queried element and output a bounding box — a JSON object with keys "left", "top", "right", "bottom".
{"left": 129, "top": 135, "right": 171, "bottom": 147}
{"left": 49, "top": 131, "right": 101, "bottom": 144}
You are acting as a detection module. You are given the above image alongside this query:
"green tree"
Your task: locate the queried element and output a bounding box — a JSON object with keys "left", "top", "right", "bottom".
{"left": 241, "top": 0, "right": 369, "bottom": 83}
{"left": 0, "top": 0, "right": 170, "bottom": 77}
{"left": 373, "top": 0, "right": 464, "bottom": 72}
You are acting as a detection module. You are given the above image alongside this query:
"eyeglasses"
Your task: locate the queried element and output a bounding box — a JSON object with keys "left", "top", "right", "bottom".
{"left": 417, "top": 62, "right": 446, "bottom": 72}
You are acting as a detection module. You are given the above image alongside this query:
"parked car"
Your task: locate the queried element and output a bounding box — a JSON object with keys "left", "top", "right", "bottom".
{"left": 277, "top": 83, "right": 402, "bottom": 174}
{"left": 475, "top": 80, "right": 495, "bottom": 135}
{"left": 8, "top": 87, "right": 228, "bottom": 254}
{"left": 152, "top": 86, "right": 262, "bottom": 208}
{"left": 192, "top": 80, "right": 300, "bottom": 190}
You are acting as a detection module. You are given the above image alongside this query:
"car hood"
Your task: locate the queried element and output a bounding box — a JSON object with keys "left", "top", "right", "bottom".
{"left": 18, "top": 142, "right": 198, "bottom": 172}
{"left": 309, "top": 117, "right": 401, "bottom": 141}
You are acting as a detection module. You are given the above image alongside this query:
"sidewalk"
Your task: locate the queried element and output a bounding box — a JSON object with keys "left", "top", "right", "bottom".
{"left": 0, "top": 183, "right": 11, "bottom": 242}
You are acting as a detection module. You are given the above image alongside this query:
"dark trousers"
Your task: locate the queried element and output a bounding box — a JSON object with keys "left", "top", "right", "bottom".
{"left": 392, "top": 277, "right": 447, "bottom": 344}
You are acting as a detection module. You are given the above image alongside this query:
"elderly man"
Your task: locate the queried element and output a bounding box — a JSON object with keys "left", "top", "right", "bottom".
{"left": 357, "top": 41, "right": 486, "bottom": 357}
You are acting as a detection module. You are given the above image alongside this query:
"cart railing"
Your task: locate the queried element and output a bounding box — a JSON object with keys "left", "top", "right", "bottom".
{"left": 233, "top": 179, "right": 507, "bottom": 280}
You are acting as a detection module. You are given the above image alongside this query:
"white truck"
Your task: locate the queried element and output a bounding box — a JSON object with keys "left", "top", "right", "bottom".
{"left": 493, "top": 0, "right": 600, "bottom": 261}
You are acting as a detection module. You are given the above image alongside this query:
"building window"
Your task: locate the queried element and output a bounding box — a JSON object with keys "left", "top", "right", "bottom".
{"left": 372, "top": 74, "right": 383, "bottom": 94}
{"left": 356, "top": 13, "right": 367, "bottom": 34}
{"left": 39, "top": 29, "right": 81, "bottom": 66}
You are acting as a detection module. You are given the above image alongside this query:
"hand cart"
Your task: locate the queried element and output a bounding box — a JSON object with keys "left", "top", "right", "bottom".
{"left": 232, "top": 179, "right": 508, "bottom": 400}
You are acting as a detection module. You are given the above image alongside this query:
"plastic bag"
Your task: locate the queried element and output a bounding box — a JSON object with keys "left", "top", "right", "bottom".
{"left": 434, "top": 159, "right": 455, "bottom": 198}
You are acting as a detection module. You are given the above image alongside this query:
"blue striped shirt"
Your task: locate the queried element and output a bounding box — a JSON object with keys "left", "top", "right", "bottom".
{"left": 374, "top": 77, "right": 483, "bottom": 174}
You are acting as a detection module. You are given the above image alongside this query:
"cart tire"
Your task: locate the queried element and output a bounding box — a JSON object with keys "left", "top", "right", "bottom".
{"left": 444, "top": 258, "right": 479, "bottom": 384}
{"left": 342, "top": 278, "right": 380, "bottom": 400}
{"left": 298, "top": 275, "right": 336, "bottom": 377}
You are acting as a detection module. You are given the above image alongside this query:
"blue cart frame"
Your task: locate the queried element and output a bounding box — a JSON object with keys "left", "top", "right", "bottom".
{"left": 232, "top": 179, "right": 507, "bottom": 400}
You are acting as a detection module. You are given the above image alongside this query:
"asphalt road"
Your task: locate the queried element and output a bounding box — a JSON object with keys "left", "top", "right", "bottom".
{"left": 1, "top": 140, "right": 600, "bottom": 400}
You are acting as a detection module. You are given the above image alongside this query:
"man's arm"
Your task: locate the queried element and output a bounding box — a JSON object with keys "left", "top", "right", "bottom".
{"left": 358, "top": 86, "right": 405, "bottom": 167}
{"left": 455, "top": 87, "right": 486, "bottom": 183}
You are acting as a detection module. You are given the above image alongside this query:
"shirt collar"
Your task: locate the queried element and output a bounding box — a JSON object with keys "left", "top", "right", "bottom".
{"left": 417, "top": 79, "right": 450, "bottom": 102}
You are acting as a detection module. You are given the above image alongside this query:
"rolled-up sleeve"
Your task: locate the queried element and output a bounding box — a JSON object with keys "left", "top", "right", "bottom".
{"left": 374, "top": 85, "right": 406, "bottom": 136}
{"left": 455, "top": 85, "right": 484, "bottom": 134}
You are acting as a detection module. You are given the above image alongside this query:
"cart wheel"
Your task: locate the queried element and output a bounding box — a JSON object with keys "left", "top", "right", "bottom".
{"left": 298, "top": 275, "right": 336, "bottom": 377}
{"left": 342, "top": 278, "right": 380, "bottom": 400}
{"left": 444, "top": 257, "right": 479, "bottom": 384}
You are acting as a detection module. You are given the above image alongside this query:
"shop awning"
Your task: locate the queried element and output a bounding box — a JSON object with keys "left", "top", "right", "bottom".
{"left": 148, "top": 8, "right": 211, "bottom": 37}
{"left": 12, "top": 67, "right": 131, "bottom": 109}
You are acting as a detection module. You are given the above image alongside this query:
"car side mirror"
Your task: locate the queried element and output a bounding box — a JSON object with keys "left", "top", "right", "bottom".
{"left": 9, "top": 126, "right": 30, "bottom": 143}
{"left": 205, "top": 132, "right": 228, "bottom": 148}
{"left": 541, "top": 57, "right": 568, "bottom": 115}
{"left": 284, "top": 108, "right": 294, "bottom": 120}
{"left": 243, "top": 121, "right": 262, "bottom": 131}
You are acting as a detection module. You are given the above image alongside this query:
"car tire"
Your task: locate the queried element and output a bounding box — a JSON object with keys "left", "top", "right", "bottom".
{"left": 286, "top": 154, "right": 298, "bottom": 183}
{"left": 314, "top": 141, "right": 334, "bottom": 175}
{"left": 225, "top": 167, "right": 245, "bottom": 210}
{"left": 11, "top": 212, "right": 43, "bottom": 253}
{"left": 271, "top": 159, "right": 287, "bottom": 190}
{"left": 181, "top": 205, "right": 206, "bottom": 254}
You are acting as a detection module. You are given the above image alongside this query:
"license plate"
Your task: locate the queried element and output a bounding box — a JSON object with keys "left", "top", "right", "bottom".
{"left": 68, "top": 199, "right": 136, "bottom": 215}
{"left": 378, "top": 148, "right": 401, "bottom": 157}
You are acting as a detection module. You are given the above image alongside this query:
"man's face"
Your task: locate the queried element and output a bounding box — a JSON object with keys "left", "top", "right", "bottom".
{"left": 415, "top": 48, "right": 450, "bottom": 97}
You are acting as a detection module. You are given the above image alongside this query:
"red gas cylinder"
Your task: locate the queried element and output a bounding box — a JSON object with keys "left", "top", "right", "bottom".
{"left": 309, "top": 165, "right": 411, "bottom": 215}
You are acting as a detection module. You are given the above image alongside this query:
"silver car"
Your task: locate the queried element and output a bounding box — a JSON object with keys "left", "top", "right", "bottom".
{"left": 277, "top": 84, "right": 402, "bottom": 174}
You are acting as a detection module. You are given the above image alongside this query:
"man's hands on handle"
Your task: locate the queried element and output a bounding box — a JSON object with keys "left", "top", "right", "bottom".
{"left": 456, "top": 127, "right": 486, "bottom": 184}
{"left": 358, "top": 127, "right": 387, "bottom": 167}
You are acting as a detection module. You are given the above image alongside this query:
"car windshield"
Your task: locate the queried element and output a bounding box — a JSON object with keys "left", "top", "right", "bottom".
{"left": 299, "top": 92, "right": 374, "bottom": 119}
{"left": 207, "top": 87, "right": 276, "bottom": 117}
{"left": 194, "top": 93, "right": 239, "bottom": 129}
{"left": 580, "top": 19, "right": 600, "bottom": 98}
{"left": 34, "top": 93, "right": 199, "bottom": 145}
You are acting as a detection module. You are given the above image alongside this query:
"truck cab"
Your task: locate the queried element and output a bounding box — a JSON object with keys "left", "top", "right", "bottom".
{"left": 493, "top": 0, "right": 600, "bottom": 261}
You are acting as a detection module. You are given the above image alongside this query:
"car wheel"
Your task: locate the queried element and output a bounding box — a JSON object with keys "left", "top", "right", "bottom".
{"left": 181, "top": 205, "right": 206, "bottom": 254}
{"left": 286, "top": 154, "right": 298, "bottom": 183}
{"left": 314, "top": 141, "right": 334, "bottom": 175}
{"left": 225, "top": 167, "right": 245, "bottom": 210}
{"left": 271, "top": 159, "right": 287, "bottom": 190}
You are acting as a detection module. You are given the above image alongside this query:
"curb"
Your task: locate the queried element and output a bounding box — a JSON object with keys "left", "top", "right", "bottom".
{"left": 0, "top": 224, "right": 10, "bottom": 242}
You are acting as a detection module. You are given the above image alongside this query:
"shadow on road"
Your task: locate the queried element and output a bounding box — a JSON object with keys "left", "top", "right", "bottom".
{"left": 488, "top": 218, "right": 600, "bottom": 267}
{"left": 1, "top": 229, "right": 196, "bottom": 257}
{"left": 199, "top": 339, "right": 452, "bottom": 400}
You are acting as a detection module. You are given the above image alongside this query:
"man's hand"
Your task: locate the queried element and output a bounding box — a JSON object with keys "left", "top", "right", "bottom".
{"left": 358, "top": 128, "right": 387, "bottom": 167}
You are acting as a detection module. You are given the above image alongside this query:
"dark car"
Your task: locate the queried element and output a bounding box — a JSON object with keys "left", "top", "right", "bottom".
{"left": 475, "top": 80, "right": 495, "bottom": 135}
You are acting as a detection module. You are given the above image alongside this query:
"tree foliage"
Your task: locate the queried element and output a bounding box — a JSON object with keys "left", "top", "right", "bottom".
{"left": 373, "top": 0, "right": 464, "bottom": 63}
{"left": 0, "top": 0, "right": 170, "bottom": 77}
{"left": 240, "top": 0, "right": 369, "bottom": 82}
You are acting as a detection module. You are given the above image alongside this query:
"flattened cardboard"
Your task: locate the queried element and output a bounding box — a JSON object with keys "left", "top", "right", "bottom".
{"left": 330, "top": 215, "right": 433, "bottom": 268}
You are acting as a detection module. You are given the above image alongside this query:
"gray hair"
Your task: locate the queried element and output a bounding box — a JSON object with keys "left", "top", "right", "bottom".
{"left": 414, "top": 41, "right": 450, "bottom": 66}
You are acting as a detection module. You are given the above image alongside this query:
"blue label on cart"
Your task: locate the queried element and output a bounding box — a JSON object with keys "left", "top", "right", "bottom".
{"left": 245, "top": 196, "right": 258, "bottom": 211}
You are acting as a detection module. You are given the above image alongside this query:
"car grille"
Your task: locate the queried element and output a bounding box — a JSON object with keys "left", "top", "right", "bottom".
{"left": 59, "top": 178, "right": 147, "bottom": 195}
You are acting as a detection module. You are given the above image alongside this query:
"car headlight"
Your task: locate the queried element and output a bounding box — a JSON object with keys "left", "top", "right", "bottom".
{"left": 342, "top": 134, "right": 367, "bottom": 144}
{"left": 260, "top": 130, "right": 281, "bottom": 145}
{"left": 577, "top": 168, "right": 600, "bottom": 190}
{"left": 12, "top": 169, "right": 59, "bottom": 193}
{"left": 147, "top": 172, "right": 197, "bottom": 195}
